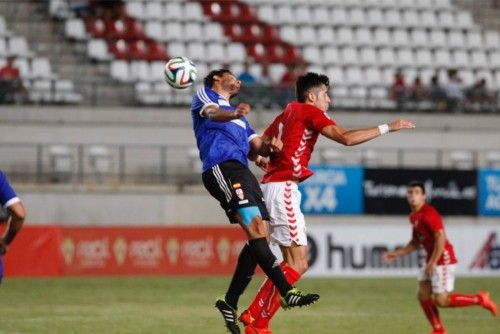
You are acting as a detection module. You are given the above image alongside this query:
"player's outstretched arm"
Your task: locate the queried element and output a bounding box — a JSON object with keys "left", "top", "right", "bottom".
{"left": 321, "top": 119, "right": 415, "bottom": 146}
{"left": 382, "top": 238, "right": 418, "bottom": 263}
{"left": 0, "top": 201, "right": 26, "bottom": 255}
{"left": 202, "top": 103, "right": 250, "bottom": 122}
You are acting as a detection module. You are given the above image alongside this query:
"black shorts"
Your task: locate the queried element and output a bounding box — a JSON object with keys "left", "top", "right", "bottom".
{"left": 202, "top": 160, "right": 270, "bottom": 224}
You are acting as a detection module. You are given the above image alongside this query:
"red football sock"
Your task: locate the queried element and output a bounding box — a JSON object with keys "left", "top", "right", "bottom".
{"left": 449, "top": 293, "right": 481, "bottom": 307}
{"left": 247, "top": 267, "right": 278, "bottom": 320}
{"left": 253, "top": 263, "right": 301, "bottom": 329}
{"left": 420, "top": 299, "right": 445, "bottom": 332}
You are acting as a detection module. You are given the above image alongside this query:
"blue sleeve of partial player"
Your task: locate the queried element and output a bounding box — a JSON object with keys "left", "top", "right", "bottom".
{"left": 0, "top": 171, "right": 19, "bottom": 209}
{"left": 194, "top": 87, "right": 218, "bottom": 117}
{"left": 244, "top": 118, "right": 258, "bottom": 142}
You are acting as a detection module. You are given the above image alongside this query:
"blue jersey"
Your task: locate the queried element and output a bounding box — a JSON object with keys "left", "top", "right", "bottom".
{"left": 191, "top": 87, "right": 258, "bottom": 172}
{"left": 0, "top": 170, "right": 18, "bottom": 283}
{"left": 0, "top": 170, "right": 18, "bottom": 209}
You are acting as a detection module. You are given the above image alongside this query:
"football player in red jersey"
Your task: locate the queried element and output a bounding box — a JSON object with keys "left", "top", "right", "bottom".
{"left": 239, "top": 72, "right": 415, "bottom": 334}
{"left": 382, "top": 181, "right": 498, "bottom": 334}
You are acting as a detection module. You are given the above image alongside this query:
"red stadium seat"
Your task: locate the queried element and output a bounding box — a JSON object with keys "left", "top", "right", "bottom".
{"left": 125, "top": 19, "right": 146, "bottom": 40}
{"left": 108, "top": 39, "right": 129, "bottom": 59}
{"left": 86, "top": 18, "right": 106, "bottom": 38}
{"left": 105, "top": 19, "right": 127, "bottom": 40}
{"left": 128, "top": 40, "right": 147, "bottom": 60}
{"left": 145, "top": 41, "right": 168, "bottom": 61}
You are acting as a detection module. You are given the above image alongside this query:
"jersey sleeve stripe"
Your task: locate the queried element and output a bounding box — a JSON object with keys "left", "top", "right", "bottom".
{"left": 3, "top": 196, "right": 20, "bottom": 209}
{"left": 247, "top": 133, "right": 259, "bottom": 142}
{"left": 197, "top": 88, "right": 213, "bottom": 105}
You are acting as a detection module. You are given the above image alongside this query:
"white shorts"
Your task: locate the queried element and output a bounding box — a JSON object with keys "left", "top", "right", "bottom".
{"left": 417, "top": 264, "right": 456, "bottom": 294}
{"left": 261, "top": 181, "right": 307, "bottom": 247}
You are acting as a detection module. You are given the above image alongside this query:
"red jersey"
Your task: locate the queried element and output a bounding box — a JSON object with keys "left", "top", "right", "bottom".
{"left": 262, "top": 102, "right": 336, "bottom": 183}
{"left": 409, "top": 203, "right": 457, "bottom": 265}
{"left": 0, "top": 66, "right": 20, "bottom": 79}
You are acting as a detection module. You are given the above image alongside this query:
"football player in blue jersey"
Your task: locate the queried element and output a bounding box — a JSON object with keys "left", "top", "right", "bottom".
{"left": 0, "top": 170, "right": 26, "bottom": 284}
{"left": 190, "top": 69, "right": 319, "bottom": 334}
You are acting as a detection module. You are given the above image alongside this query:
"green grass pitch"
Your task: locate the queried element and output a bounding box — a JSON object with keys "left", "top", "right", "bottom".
{"left": 0, "top": 276, "right": 498, "bottom": 334}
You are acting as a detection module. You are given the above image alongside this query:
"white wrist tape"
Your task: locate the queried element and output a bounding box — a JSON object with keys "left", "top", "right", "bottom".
{"left": 378, "top": 124, "right": 389, "bottom": 135}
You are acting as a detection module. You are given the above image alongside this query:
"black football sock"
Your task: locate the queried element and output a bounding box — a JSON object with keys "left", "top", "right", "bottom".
{"left": 224, "top": 243, "right": 257, "bottom": 309}
{"left": 248, "top": 237, "right": 292, "bottom": 297}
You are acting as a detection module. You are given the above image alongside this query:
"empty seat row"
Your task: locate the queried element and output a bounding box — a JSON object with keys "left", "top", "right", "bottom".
{"left": 87, "top": 39, "right": 167, "bottom": 61}
{"left": 134, "top": 81, "right": 194, "bottom": 105}
{"left": 0, "top": 36, "right": 31, "bottom": 57}
{"left": 281, "top": 26, "right": 500, "bottom": 50}
{"left": 1, "top": 57, "right": 56, "bottom": 79}
{"left": 144, "top": 21, "right": 227, "bottom": 43}
{"left": 303, "top": 46, "right": 500, "bottom": 70}
{"left": 167, "top": 42, "right": 247, "bottom": 63}
{"left": 257, "top": 6, "right": 474, "bottom": 29}
{"left": 243, "top": 0, "right": 452, "bottom": 9}
{"left": 28, "top": 79, "right": 82, "bottom": 104}
{"left": 125, "top": 1, "right": 205, "bottom": 22}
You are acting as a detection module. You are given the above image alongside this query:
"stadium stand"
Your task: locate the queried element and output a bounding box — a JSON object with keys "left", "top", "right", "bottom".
{"left": 0, "top": 10, "right": 81, "bottom": 104}
{"left": 0, "top": 0, "right": 494, "bottom": 112}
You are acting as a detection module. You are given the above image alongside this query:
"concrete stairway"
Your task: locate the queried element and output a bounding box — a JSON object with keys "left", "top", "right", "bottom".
{"left": 456, "top": 0, "right": 500, "bottom": 32}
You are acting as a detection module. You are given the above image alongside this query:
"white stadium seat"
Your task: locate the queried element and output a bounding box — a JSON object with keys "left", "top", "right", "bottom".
{"left": 438, "top": 11, "right": 455, "bottom": 28}
{"left": 359, "top": 47, "right": 377, "bottom": 65}
{"left": 420, "top": 10, "right": 437, "bottom": 28}
{"left": 166, "top": 42, "right": 185, "bottom": 58}
{"left": 410, "top": 30, "right": 428, "bottom": 47}
{"left": 184, "top": 23, "right": 204, "bottom": 42}
{"left": 434, "top": 49, "right": 452, "bottom": 68}
{"left": 401, "top": 10, "right": 420, "bottom": 28}
{"left": 396, "top": 48, "right": 414, "bottom": 67}
{"left": 65, "top": 18, "right": 87, "bottom": 40}
{"left": 163, "top": 22, "right": 183, "bottom": 41}
{"left": 13, "top": 57, "right": 29, "bottom": 77}
{"left": 384, "top": 9, "right": 402, "bottom": 27}
{"left": 484, "top": 31, "right": 500, "bottom": 50}
{"left": 110, "top": 60, "right": 129, "bottom": 82}
{"left": 204, "top": 23, "right": 226, "bottom": 42}
{"left": 458, "top": 69, "right": 475, "bottom": 87}
{"left": 452, "top": 50, "right": 469, "bottom": 68}
{"left": 489, "top": 51, "right": 500, "bottom": 68}
{"left": 183, "top": 2, "right": 205, "bottom": 22}
{"left": 87, "top": 39, "right": 110, "bottom": 61}
{"left": 145, "top": 21, "right": 163, "bottom": 42}
{"left": 149, "top": 61, "right": 166, "bottom": 82}
{"left": 349, "top": 8, "right": 366, "bottom": 26}
{"left": 322, "top": 47, "right": 341, "bottom": 66}
{"left": 276, "top": 5, "right": 294, "bottom": 24}
{"left": 336, "top": 27, "right": 354, "bottom": 46}
{"left": 164, "top": 2, "right": 182, "bottom": 21}
{"left": 205, "top": 43, "right": 224, "bottom": 63}
{"left": 294, "top": 6, "right": 312, "bottom": 25}
{"left": 129, "top": 60, "right": 150, "bottom": 82}
{"left": 326, "top": 66, "right": 344, "bottom": 85}
{"left": 355, "top": 28, "right": 372, "bottom": 46}
{"left": 317, "top": 26, "right": 335, "bottom": 46}
{"left": 298, "top": 26, "right": 317, "bottom": 45}
{"left": 392, "top": 29, "right": 410, "bottom": 47}
{"left": 340, "top": 47, "right": 359, "bottom": 65}
{"left": 268, "top": 63, "right": 286, "bottom": 82}
{"left": 226, "top": 44, "right": 246, "bottom": 62}
{"left": 31, "top": 57, "right": 53, "bottom": 79}
{"left": 303, "top": 46, "right": 322, "bottom": 64}
{"left": 470, "top": 50, "right": 488, "bottom": 69}
{"left": 466, "top": 30, "right": 484, "bottom": 49}
{"left": 364, "top": 67, "right": 382, "bottom": 86}
{"left": 378, "top": 48, "right": 396, "bottom": 66}
{"left": 257, "top": 5, "right": 274, "bottom": 23}
{"left": 0, "top": 38, "right": 6, "bottom": 56}
{"left": 345, "top": 67, "right": 364, "bottom": 86}
{"left": 145, "top": 2, "right": 164, "bottom": 20}
{"left": 331, "top": 8, "right": 348, "bottom": 26}
{"left": 455, "top": 11, "right": 474, "bottom": 29}
{"left": 415, "top": 49, "right": 433, "bottom": 67}
{"left": 374, "top": 28, "right": 391, "bottom": 46}
{"left": 280, "top": 26, "right": 298, "bottom": 44}
{"left": 311, "top": 7, "right": 331, "bottom": 25}
{"left": 366, "top": 9, "right": 384, "bottom": 27}
{"left": 429, "top": 29, "right": 447, "bottom": 48}
{"left": 447, "top": 31, "right": 466, "bottom": 48}
{"left": 8, "top": 36, "right": 30, "bottom": 57}
{"left": 125, "top": 1, "right": 145, "bottom": 20}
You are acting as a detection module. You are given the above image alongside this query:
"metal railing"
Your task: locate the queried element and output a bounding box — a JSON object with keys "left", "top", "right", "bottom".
{"left": 1, "top": 142, "right": 499, "bottom": 187}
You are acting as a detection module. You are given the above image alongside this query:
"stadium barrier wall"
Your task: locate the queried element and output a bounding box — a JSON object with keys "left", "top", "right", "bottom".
{"left": 1, "top": 225, "right": 498, "bottom": 278}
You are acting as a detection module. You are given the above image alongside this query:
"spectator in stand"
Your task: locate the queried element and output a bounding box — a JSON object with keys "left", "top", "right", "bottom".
{"left": 0, "top": 56, "right": 27, "bottom": 104}
{"left": 409, "top": 76, "right": 427, "bottom": 103}
{"left": 466, "top": 79, "right": 496, "bottom": 113}
{"left": 237, "top": 61, "right": 257, "bottom": 85}
{"left": 390, "top": 70, "right": 407, "bottom": 108}
{"left": 429, "top": 75, "right": 447, "bottom": 112}
{"left": 443, "top": 69, "right": 464, "bottom": 112}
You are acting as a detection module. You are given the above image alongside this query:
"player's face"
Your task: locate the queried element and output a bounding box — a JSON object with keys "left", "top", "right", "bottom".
{"left": 220, "top": 73, "right": 241, "bottom": 97}
{"left": 312, "top": 85, "right": 331, "bottom": 112}
{"left": 406, "top": 186, "right": 426, "bottom": 208}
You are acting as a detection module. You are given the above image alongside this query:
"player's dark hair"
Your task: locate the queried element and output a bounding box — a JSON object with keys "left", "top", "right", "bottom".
{"left": 408, "top": 181, "right": 426, "bottom": 194}
{"left": 296, "top": 72, "right": 330, "bottom": 103}
{"left": 204, "top": 69, "right": 233, "bottom": 88}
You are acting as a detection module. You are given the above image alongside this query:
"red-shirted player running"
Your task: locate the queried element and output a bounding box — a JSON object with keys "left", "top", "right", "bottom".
{"left": 382, "top": 181, "right": 498, "bottom": 334}
{"left": 239, "top": 72, "right": 416, "bottom": 334}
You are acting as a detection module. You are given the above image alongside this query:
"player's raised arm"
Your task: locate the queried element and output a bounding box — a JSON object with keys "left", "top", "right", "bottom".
{"left": 382, "top": 237, "right": 419, "bottom": 263}
{"left": 321, "top": 118, "right": 416, "bottom": 146}
{"left": 202, "top": 102, "right": 250, "bottom": 122}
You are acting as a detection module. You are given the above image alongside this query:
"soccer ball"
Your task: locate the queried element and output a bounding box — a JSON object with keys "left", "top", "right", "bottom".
{"left": 163, "top": 57, "right": 197, "bottom": 89}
